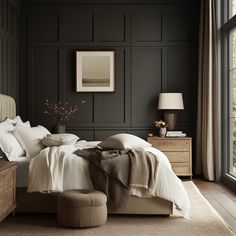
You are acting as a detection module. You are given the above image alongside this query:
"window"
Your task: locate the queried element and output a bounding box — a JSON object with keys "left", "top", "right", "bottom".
{"left": 223, "top": 0, "right": 236, "bottom": 180}
{"left": 229, "top": 28, "right": 236, "bottom": 176}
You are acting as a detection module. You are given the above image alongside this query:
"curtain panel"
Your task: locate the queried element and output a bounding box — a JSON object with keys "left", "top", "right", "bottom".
{"left": 195, "top": 0, "right": 221, "bottom": 181}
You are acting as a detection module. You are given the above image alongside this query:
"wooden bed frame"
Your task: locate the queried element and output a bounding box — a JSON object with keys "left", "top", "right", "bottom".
{"left": 1, "top": 93, "right": 173, "bottom": 216}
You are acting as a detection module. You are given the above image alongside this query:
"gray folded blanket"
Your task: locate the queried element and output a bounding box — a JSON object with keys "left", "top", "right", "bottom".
{"left": 74, "top": 148, "right": 157, "bottom": 207}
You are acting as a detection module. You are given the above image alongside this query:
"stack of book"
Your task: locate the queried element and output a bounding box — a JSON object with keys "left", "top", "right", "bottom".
{"left": 166, "top": 131, "right": 186, "bottom": 137}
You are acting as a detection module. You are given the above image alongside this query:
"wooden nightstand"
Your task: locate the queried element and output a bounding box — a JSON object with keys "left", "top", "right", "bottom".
{"left": 147, "top": 136, "right": 192, "bottom": 178}
{"left": 0, "top": 161, "right": 17, "bottom": 222}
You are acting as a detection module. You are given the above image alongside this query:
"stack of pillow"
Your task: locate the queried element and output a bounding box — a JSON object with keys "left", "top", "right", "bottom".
{"left": 0, "top": 116, "right": 80, "bottom": 161}
{"left": 0, "top": 116, "right": 50, "bottom": 160}
{"left": 0, "top": 116, "right": 151, "bottom": 161}
{"left": 0, "top": 116, "right": 31, "bottom": 160}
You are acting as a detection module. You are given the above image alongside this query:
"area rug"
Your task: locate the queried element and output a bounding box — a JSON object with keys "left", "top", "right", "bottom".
{"left": 0, "top": 181, "right": 234, "bottom": 236}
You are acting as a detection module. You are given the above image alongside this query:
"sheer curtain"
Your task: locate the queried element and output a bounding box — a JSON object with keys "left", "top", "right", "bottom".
{"left": 195, "top": 0, "right": 221, "bottom": 181}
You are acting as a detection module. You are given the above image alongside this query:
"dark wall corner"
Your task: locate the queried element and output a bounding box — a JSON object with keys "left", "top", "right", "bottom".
{"left": 0, "top": 0, "right": 20, "bottom": 108}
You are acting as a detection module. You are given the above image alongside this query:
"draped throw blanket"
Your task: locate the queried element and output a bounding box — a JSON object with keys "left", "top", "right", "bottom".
{"left": 74, "top": 148, "right": 157, "bottom": 207}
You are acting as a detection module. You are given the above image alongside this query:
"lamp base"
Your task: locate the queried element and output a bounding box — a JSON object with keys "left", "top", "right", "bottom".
{"left": 164, "top": 111, "right": 177, "bottom": 131}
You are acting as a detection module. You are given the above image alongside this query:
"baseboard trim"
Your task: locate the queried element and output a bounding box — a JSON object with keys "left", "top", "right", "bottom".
{"left": 221, "top": 174, "right": 236, "bottom": 194}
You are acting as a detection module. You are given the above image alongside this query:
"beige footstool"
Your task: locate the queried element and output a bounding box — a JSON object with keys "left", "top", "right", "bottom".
{"left": 57, "top": 189, "right": 107, "bottom": 228}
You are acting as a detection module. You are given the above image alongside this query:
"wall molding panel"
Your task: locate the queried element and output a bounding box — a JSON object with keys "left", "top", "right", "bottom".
{"left": 20, "top": 1, "right": 198, "bottom": 142}
{"left": 0, "top": 0, "right": 19, "bottom": 103}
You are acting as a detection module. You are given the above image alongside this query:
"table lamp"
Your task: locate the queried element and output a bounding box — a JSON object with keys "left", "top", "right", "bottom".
{"left": 157, "top": 93, "right": 184, "bottom": 131}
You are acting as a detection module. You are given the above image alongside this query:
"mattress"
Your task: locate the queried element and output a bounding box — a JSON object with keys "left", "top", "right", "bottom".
{"left": 14, "top": 141, "right": 100, "bottom": 188}
{"left": 14, "top": 156, "right": 30, "bottom": 187}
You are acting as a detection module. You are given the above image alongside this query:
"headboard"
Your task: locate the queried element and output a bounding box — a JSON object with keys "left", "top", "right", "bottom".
{"left": 0, "top": 94, "right": 16, "bottom": 122}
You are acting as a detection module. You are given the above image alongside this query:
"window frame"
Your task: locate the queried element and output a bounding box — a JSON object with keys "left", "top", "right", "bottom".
{"left": 221, "top": 0, "right": 236, "bottom": 188}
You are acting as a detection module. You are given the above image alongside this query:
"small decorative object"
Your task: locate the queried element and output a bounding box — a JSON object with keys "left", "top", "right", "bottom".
{"left": 154, "top": 120, "right": 168, "bottom": 137}
{"left": 159, "top": 127, "right": 167, "bottom": 137}
{"left": 157, "top": 93, "right": 184, "bottom": 131}
{"left": 53, "top": 124, "right": 66, "bottom": 134}
{"left": 44, "top": 99, "right": 78, "bottom": 134}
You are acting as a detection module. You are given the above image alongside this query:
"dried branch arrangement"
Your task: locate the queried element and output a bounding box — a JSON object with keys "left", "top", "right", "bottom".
{"left": 44, "top": 99, "right": 78, "bottom": 123}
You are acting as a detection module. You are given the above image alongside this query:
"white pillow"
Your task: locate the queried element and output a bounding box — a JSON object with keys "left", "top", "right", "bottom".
{"left": 0, "top": 120, "right": 25, "bottom": 160}
{"left": 98, "top": 133, "right": 152, "bottom": 150}
{"left": 41, "top": 133, "right": 79, "bottom": 147}
{"left": 15, "top": 121, "right": 31, "bottom": 128}
{"left": 6, "top": 116, "right": 23, "bottom": 125}
{"left": 13, "top": 125, "right": 50, "bottom": 157}
{"left": 6, "top": 116, "right": 31, "bottom": 127}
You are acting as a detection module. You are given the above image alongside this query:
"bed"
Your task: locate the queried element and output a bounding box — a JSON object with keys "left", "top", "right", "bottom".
{"left": 14, "top": 147, "right": 173, "bottom": 215}
{"left": 0, "top": 93, "right": 190, "bottom": 217}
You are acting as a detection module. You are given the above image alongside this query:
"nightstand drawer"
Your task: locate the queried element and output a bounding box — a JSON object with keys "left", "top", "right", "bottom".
{"left": 0, "top": 171, "right": 13, "bottom": 193}
{"left": 0, "top": 188, "right": 14, "bottom": 217}
{"left": 163, "top": 151, "right": 190, "bottom": 163}
{"left": 147, "top": 137, "right": 192, "bottom": 177}
{"left": 171, "top": 163, "right": 190, "bottom": 174}
{"left": 0, "top": 162, "right": 17, "bottom": 222}
{"left": 151, "top": 139, "right": 190, "bottom": 151}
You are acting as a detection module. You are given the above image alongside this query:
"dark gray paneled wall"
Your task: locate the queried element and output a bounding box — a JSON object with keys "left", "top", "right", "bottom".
{"left": 0, "top": 0, "right": 19, "bottom": 102}
{"left": 20, "top": 2, "right": 198, "bottom": 141}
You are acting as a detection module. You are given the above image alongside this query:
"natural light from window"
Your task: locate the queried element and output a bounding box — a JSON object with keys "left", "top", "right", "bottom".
{"left": 230, "top": 27, "right": 236, "bottom": 176}
{"left": 231, "top": 0, "right": 236, "bottom": 18}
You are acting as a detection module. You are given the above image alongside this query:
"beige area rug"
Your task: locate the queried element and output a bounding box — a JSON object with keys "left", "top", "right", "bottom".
{"left": 0, "top": 181, "right": 234, "bottom": 236}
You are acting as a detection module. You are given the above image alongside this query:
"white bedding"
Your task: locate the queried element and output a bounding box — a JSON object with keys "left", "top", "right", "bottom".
{"left": 14, "top": 156, "right": 30, "bottom": 187}
{"left": 28, "top": 140, "right": 191, "bottom": 218}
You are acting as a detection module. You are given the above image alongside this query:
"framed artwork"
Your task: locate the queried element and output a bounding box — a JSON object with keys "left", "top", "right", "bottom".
{"left": 76, "top": 51, "right": 115, "bottom": 92}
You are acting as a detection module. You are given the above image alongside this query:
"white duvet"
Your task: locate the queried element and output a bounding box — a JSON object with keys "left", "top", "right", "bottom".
{"left": 28, "top": 140, "right": 191, "bottom": 218}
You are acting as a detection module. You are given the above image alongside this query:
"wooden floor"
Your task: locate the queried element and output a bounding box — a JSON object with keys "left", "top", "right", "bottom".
{"left": 194, "top": 178, "right": 236, "bottom": 234}
{"left": 0, "top": 179, "right": 235, "bottom": 235}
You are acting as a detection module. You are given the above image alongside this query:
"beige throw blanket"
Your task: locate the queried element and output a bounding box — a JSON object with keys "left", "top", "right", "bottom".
{"left": 74, "top": 148, "right": 157, "bottom": 207}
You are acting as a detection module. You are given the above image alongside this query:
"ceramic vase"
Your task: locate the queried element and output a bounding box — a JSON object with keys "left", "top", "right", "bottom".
{"left": 159, "top": 127, "right": 167, "bottom": 137}
{"left": 52, "top": 123, "right": 66, "bottom": 134}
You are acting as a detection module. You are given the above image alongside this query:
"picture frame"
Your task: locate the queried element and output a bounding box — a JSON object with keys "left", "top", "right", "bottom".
{"left": 76, "top": 51, "right": 115, "bottom": 92}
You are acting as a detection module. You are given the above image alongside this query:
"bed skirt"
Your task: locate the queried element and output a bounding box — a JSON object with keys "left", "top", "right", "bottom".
{"left": 16, "top": 187, "right": 173, "bottom": 216}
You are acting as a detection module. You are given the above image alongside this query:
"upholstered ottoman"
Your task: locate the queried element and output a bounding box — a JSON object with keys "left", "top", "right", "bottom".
{"left": 57, "top": 190, "right": 107, "bottom": 228}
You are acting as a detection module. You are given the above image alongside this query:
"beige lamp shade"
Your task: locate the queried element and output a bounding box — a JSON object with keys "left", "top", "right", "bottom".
{"left": 158, "top": 93, "right": 184, "bottom": 110}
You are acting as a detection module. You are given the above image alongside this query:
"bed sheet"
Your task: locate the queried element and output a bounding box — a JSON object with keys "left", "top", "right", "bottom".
{"left": 14, "top": 156, "right": 30, "bottom": 187}
{"left": 14, "top": 140, "right": 100, "bottom": 187}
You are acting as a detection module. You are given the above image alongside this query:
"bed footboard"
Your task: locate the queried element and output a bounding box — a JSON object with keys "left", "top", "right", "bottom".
{"left": 16, "top": 187, "right": 173, "bottom": 215}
